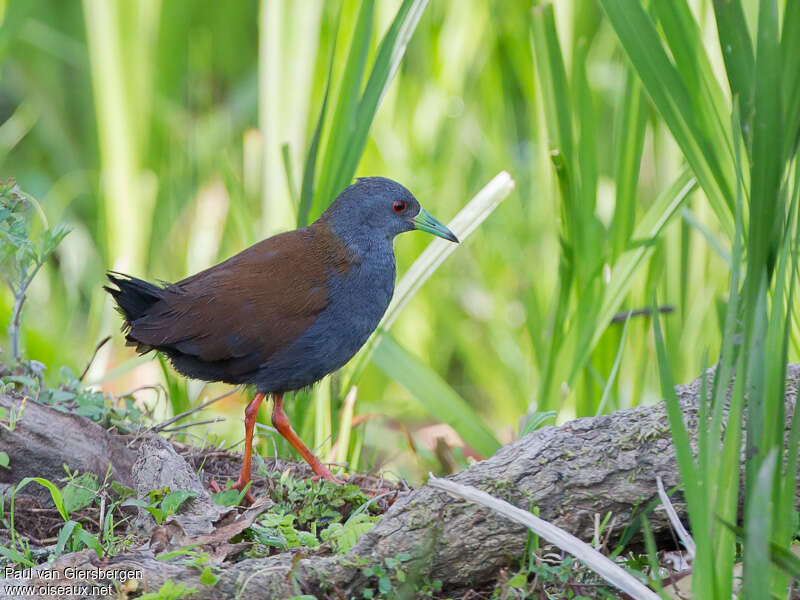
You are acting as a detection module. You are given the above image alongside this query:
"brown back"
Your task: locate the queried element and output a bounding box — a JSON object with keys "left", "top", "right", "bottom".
{"left": 128, "top": 222, "right": 355, "bottom": 370}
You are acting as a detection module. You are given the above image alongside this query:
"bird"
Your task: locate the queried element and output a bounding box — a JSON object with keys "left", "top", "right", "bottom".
{"left": 105, "top": 177, "right": 458, "bottom": 500}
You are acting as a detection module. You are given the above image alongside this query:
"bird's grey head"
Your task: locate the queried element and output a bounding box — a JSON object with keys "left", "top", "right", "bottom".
{"left": 320, "top": 177, "right": 458, "bottom": 248}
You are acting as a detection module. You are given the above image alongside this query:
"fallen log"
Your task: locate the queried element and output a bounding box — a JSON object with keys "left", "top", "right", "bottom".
{"left": 0, "top": 394, "right": 136, "bottom": 494}
{"left": 1, "top": 365, "right": 799, "bottom": 599}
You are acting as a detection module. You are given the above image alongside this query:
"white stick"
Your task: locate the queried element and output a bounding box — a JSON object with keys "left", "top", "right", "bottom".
{"left": 428, "top": 474, "right": 661, "bottom": 600}
{"left": 657, "top": 475, "right": 696, "bottom": 560}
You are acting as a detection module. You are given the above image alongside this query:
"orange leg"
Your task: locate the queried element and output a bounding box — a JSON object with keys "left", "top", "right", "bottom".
{"left": 213, "top": 391, "right": 265, "bottom": 504}
{"left": 272, "top": 394, "right": 343, "bottom": 484}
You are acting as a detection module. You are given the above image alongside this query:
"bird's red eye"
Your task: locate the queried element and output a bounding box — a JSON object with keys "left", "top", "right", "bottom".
{"left": 393, "top": 200, "right": 407, "bottom": 213}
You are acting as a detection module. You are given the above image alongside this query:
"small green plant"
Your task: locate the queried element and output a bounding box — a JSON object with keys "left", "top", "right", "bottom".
{"left": 250, "top": 512, "right": 319, "bottom": 551}
{"left": 264, "top": 468, "right": 375, "bottom": 527}
{"left": 490, "top": 554, "right": 618, "bottom": 600}
{"left": 38, "top": 366, "right": 148, "bottom": 432}
{"left": 243, "top": 470, "right": 380, "bottom": 557}
{"left": 0, "top": 179, "right": 69, "bottom": 364}
{"left": 1, "top": 475, "right": 108, "bottom": 564}
{"left": 0, "top": 397, "right": 26, "bottom": 431}
{"left": 138, "top": 580, "right": 198, "bottom": 600}
{"left": 320, "top": 512, "right": 376, "bottom": 554}
{"left": 155, "top": 545, "right": 221, "bottom": 587}
{"left": 123, "top": 488, "right": 200, "bottom": 525}
{"left": 0, "top": 476, "right": 158, "bottom": 565}
{"left": 359, "top": 553, "right": 413, "bottom": 599}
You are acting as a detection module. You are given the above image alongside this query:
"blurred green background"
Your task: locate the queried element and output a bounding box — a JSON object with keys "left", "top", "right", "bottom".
{"left": 0, "top": 0, "right": 768, "bottom": 481}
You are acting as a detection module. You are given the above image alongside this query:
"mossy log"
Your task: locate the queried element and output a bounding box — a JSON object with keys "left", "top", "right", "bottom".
{"left": 1, "top": 366, "right": 799, "bottom": 599}
{"left": 0, "top": 394, "right": 136, "bottom": 495}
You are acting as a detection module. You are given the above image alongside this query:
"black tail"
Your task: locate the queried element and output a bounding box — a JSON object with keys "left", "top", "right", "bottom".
{"left": 104, "top": 271, "right": 164, "bottom": 325}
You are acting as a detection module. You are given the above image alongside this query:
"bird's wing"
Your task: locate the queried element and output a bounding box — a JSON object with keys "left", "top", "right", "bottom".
{"left": 127, "top": 224, "right": 353, "bottom": 371}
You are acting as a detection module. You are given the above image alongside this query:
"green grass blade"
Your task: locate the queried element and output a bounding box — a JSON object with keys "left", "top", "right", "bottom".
{"left": 313, "top": 376, "right": 332, "bottom": 459}
{"left": 373, "top": 334, "right": 500, "bottom": 458}
{"left": 708, "top": 104, "right": 747, "bottom": 594}
{"left": 328, "top": 0, "right": 429, "bottom": 205}
{"left": 315, "top": 0, "right": 374, "bottom": 212}
{"left": 297, "top": 13, "right": 339, "bottom": 228}
{"left": 280, "top": 143, "right": 297, "bottom": 208}
{"left": 745, "top": 0, "right": 782, "bottom": 293}
{"left": 777, "top": 170, "right": 800, "bottom": 550}
{"left": 653, "top": 305, "right": 714, "bottom": 598}
{"left": 568, "top": 170, "right": 697, "bottom": 385}
{"left": 531, "top": 4, "right": 574, "bottom": 168}
{"left": 594, "top": 312, "right": 630, "bottom": 416}
{"left": 712, "top": 0, "right": 754, "bottom": 145}
{"left": 571, "top": 38, "right": 602, "bottom": 277}
{"left": 680, "top": 207, "right": 731, "bottom": 267}
{"left": 611, "top": 69, "right": 647, "bottom": 259}
{"left": 652, "top": 310, "right": 700, "bottom": 513}
{"left": 314, "top": 0, "right": 428, "bottom": 219}
{"left": 599, "top": 0, "right": 734, "bottom": 236}
{"left": 654, "top": 1, "right": 736, "bottom": 185}
{"left": 743, "top": 450, "right": 778, "bottom": 598}
{"left": 15, "top": 477, "right": 68, "bottom": 521}
{"left": 781, "top": 0, "right": 800, "bottom": 161}
{"left": 531, "top": 3, "right": 581, "bottom": 249}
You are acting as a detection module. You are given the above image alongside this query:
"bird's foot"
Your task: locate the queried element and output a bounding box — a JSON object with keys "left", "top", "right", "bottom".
{"left": 310, "top": 472, "right": 346, "bottom": 485}
{"left": 309, "top": 462, "right": 345, "bottom": 485}
{"left": 209, "top": 478, "right": 256, "bottom": 505}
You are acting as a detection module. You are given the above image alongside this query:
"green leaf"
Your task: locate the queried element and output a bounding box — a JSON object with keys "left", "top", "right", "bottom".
{"left": 297, "top": 10, "right": 339, "bottom": 228}
{"left": 55, "top": 520, "right": 80, "bottom": 557}
{"left": 372, "top": 334, "right": 500, "bottom": 458}
{"left": 519, "top": 411, "right": 557, "bottom": 437}
{"left": 0, "top": 544, "right": 34, "bottom": 567}
{"left": 160, "top": 489, "right": 199, "bottom": 516}
{"left": 16, "top": 476, "right": 68, "bottom": 520}
{"left": 611, "top": 68, "right": 647, "bottom": 258}
{"left": 74, "top": 525, "right": 103, "bottom": 557}
{"left": 0, "top": 451, "right": 9, "bottom": 469}
{"left": 781, "top": 0, "right": 800, "bottom": 161}
{"left": 654, "top": 1, "right": 735, "bottom": 176}
{"left": 321, "top": 513, "right": 375, "bottom": 554}
{"left": 327, "top": 0, "right": 429, "bottom": 205}
{"left": 110, "top": 481, "right": 136, "bottom": 499}
{"left": 531, "top": 4, "right": 574, "bottom": 168}
{"left": 199, "top": 566, "right": 220, "bottom": 586}
{"left": 121, "top": 498, "right": 151, "bottom": 509}
{"left": 378, "top": 576, "right": 392, "bottom": 594}
{"left": 62, "top": 472, "right": 98, "bottom": 514}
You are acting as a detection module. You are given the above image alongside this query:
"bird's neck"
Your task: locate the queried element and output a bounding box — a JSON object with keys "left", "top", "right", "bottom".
{"left": 316, "top": 215, "right": 395, "bottom": 260}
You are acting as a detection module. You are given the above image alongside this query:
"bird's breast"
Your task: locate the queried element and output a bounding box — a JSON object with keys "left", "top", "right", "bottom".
{"left": 252, "top": 249, "right": 396, "bottom": 392}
